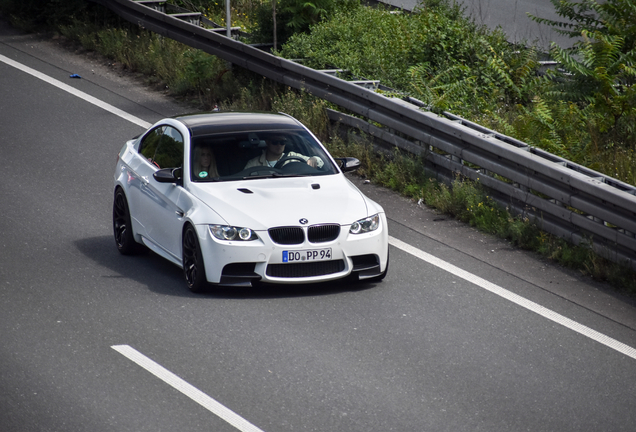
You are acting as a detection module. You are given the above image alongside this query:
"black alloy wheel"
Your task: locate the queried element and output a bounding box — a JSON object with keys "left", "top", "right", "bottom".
{"left": 113, "top": 189, "right": 141, "bottom": 255}
{"left": 182, "top": 225, "right": 208, "bottom": 293}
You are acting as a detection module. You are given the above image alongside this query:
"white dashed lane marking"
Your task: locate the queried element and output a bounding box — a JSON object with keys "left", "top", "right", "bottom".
{"left": 112, "top": 345, "right": 266, "bottom": 432}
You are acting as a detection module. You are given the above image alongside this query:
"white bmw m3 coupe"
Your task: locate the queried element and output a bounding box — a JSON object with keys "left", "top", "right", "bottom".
{"left": 113, "top": 112, "right": 388, "bottom": 292}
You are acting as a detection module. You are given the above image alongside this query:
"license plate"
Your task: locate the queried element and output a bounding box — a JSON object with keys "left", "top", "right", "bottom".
{"left": 283, "top": 248, "right": 332, "bottom": 262}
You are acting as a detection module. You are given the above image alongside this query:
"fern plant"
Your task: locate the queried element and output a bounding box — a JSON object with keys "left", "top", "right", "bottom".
{"left": 530, "top": 0, "right": 636, "bottom": 151}
{"left": 408, "top": 40, "right": 539, "bottom": 117}
{"left": 281, "top": 0, "right": 330, "bottom": 32}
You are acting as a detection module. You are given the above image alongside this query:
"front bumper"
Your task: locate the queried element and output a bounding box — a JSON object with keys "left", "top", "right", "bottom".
{"left": 196, "top": 213, "right": 389, "bottom": 286}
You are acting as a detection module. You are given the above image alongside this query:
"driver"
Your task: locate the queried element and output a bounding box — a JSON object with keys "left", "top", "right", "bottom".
{"left": 244, "top": 134, "right": 324, "bottom": 169}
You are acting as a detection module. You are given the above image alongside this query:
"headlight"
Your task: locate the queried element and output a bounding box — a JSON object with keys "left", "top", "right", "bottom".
{"left": 349, "top": 214, "right": 380, "bottom": 234}
{"left": 210, "top": 225, "right": 258, "bottom": 241}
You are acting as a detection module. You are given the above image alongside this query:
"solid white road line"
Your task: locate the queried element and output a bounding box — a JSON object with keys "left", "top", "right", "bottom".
{"left": 389, "top": 236, "right": 636, "bottom": 360}
{"left": 6, "top": 54, "right": 633, "bottom": 360}
{"left": 0, "top": 53, "right": 152, "bottom": 129}
{"left": 112, "top": 345, "right": 265, "bottom": 432}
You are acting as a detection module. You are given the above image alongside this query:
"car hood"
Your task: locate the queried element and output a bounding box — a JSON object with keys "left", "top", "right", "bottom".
{"left": 189, "top": 175, "right": 379, "bottom": 230}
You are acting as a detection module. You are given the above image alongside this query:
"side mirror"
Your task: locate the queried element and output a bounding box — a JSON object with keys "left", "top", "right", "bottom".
{"left": 338, "top": 157, "right": 361, "bottom": 172}
{"left": 153, "top": 167, "right": 182, "bottom": 185}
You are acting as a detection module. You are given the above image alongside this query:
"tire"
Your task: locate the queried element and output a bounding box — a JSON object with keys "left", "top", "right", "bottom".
{"left": 182, "top": 225, "right": 208, "bottom": 293}
{"left": 113, "top": 188, "right": 142, "bottom": 255}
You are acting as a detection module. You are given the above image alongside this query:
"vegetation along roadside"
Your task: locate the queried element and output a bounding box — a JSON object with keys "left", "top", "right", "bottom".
{"left": 1, "top": 0, "right": 634, "bottom": 294}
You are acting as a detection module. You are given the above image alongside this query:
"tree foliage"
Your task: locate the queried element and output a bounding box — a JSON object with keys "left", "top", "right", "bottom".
{"left": 252, "top": 0, "right": 359, "bottom": 45}
{"left": 280, "top": 0, "right": 535, "bottom": 116}
{"left": 282, "top": 1, "right": 513, "bottom": 88}
{"left": 529, "top": 0, "right": 636, "bottom": 151}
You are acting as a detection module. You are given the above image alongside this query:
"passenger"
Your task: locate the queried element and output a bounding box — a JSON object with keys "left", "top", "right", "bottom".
{"left": 244, "top": 135, "right": 323, "bottom": 169}
{"left": 192, "top": 144, "right": 219, "bottom": 179}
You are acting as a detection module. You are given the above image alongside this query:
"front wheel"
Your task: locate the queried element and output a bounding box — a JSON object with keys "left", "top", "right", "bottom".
{"left": 113, "top": 189, "right": 142, "bottom": 255}
{"left": 182, "top": 225, "right": 208, "bottom": 293}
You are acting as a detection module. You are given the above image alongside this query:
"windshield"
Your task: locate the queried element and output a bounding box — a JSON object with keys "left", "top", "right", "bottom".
{"left": 190, "top": 130, "right": 339, "bottom": 182}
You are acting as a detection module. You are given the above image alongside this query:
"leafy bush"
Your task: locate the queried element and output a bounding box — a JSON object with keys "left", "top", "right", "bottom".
{"left": 251, "top": 0, "right": 360, "bottom": 45}
{"left": 280, "top": 1, "right": 520, "bottom": 103}
{"left": 528, "top": 0, "right": 636, "bottom": 182}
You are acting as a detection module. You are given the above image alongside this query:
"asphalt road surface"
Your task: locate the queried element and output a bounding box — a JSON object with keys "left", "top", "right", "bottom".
{"left": 2, "top": 19, "right": 636, "bottom": 432}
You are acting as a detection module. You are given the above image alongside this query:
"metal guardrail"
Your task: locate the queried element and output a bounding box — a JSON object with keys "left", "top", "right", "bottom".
{"left": 91, "top": 0, "right": 636, "bottom": 270}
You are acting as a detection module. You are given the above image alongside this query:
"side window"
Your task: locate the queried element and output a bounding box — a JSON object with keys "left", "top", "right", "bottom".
{"left": 139, "top": 126, "right": 184, "bottom": 169}
{"left": 155, "top": 126, "right": 184, "bottom": 169}
{"left": 139, "top": 127, "right": 162, "bottom": 167}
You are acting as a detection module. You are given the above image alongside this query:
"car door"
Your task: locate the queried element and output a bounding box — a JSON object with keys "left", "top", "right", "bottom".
{"left": 134, "top": 125, "right": 186, "bottom": 261}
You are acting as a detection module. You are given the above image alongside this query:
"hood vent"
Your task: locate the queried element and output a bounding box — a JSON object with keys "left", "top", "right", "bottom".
{"left": 238, "top": 188, "right": 253, "bottom": 194}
